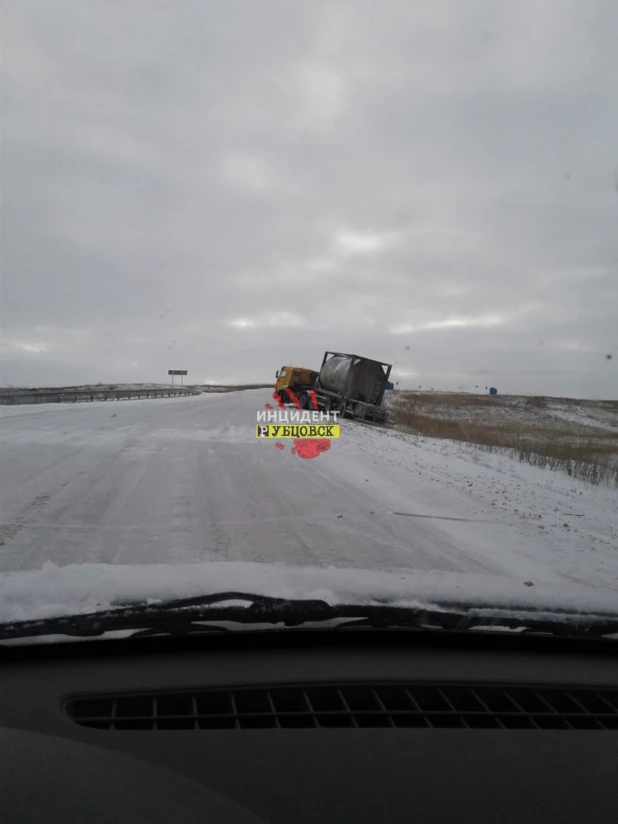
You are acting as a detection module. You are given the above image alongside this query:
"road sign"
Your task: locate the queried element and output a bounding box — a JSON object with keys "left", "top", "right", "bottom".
{"left": 168, "top": 369, "right": 188, "bottom": 387}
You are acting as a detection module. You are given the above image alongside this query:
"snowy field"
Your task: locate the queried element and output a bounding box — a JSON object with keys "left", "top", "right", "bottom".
{"left": 387, "top": 390, "right": 618, "bottom": 434}
{"left": 1, "top": 389, "right": 617, "bottom": 623}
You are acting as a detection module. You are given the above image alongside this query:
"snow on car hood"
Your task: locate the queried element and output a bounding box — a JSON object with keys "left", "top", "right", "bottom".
{"left": 1, "top": 561, "right": 617, "bottom": 625}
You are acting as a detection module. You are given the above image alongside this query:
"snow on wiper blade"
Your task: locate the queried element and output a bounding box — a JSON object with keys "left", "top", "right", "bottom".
{"left": 0, "top": 592, "right": 334, "bottom": 641}
{"left": 1, "top": 591, "right": 618, "bottom": 642}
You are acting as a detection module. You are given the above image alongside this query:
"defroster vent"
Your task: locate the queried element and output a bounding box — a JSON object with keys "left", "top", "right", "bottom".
{"left": 65, "top": 683, "right": 618, "bottom": 731}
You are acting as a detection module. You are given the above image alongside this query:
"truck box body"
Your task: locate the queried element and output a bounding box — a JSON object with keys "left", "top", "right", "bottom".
{"left": 314, "top": 352, "right": 392, "bottom": 422}
{"left": 318, "top": 355, "right": 388, "bottom": 406}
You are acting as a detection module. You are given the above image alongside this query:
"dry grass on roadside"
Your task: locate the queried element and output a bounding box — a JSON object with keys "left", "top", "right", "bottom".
{"left": 390, "top": 393, "right": 618, "bottom": 487}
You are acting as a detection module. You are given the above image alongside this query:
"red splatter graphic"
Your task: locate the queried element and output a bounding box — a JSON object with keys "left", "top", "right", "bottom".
{"left": 272, "top": 392, "right": 286, "bottom": 409}
{"left": 266, "top": 388, "right": 331, "bottom": 460}
{"left": 291, "top": 439, "right": 331, "bottom": 459}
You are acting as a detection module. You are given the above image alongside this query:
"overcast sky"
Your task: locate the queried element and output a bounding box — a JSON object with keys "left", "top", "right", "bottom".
{"left": 2, "top": 0, "right": 617, "bottom": 397}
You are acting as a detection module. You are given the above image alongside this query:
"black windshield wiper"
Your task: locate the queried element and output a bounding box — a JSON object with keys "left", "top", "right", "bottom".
{"left": 0, "top": 592, "right": 333, "bottom": 641}
{"left": 1, "top": 591, "right": 617, "bottom": 641}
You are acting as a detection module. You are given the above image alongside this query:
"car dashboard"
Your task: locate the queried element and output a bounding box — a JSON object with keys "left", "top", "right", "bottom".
{"left": 1, "top": 629, "right": 617, "bottom": 823}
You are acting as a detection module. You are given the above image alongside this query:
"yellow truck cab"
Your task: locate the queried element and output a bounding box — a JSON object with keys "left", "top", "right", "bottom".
{"left": 275, "top": 366, "right": 318, "bottom": 403}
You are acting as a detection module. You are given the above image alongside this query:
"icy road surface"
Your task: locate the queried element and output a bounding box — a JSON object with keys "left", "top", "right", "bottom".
{"left": 1, "top": 390, "right": 617, "bottom": 592}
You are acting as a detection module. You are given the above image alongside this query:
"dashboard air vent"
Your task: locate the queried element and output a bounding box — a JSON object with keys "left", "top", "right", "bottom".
{"left": 66, "top": 683, "right": 618, "bottom": 731}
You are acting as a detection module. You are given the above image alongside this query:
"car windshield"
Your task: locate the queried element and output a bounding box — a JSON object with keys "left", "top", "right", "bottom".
{"left": 1, "top": 1, "right": 617, "bottom": 642}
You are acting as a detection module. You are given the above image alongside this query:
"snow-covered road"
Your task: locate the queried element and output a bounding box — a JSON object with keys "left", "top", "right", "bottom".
{"left": 1, "top": 390, "right": 617, "bottom": 594}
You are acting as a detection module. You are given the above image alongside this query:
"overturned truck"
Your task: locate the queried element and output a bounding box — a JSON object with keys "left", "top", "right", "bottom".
{"left": 298, "top": 352, "right": 392, "bottom": 423}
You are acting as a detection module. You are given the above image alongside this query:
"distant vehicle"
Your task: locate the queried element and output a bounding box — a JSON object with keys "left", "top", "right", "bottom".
{"left": 274, "top": 353, "right": 393, "bottom": 423}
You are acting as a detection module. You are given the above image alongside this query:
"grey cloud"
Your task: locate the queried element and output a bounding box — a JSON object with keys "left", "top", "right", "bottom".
{"left": 1, "top": 0, "right": 617, "bottom": 397}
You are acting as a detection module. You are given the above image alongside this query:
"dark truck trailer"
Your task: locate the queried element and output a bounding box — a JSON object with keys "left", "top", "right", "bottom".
{"left": 298, "top": 352, "right": 392, "bottom": 423}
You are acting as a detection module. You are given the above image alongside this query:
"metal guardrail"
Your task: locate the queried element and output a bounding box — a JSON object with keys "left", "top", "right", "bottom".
{"left": 0, "top": 387, "right": 200, "bottom": 406}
